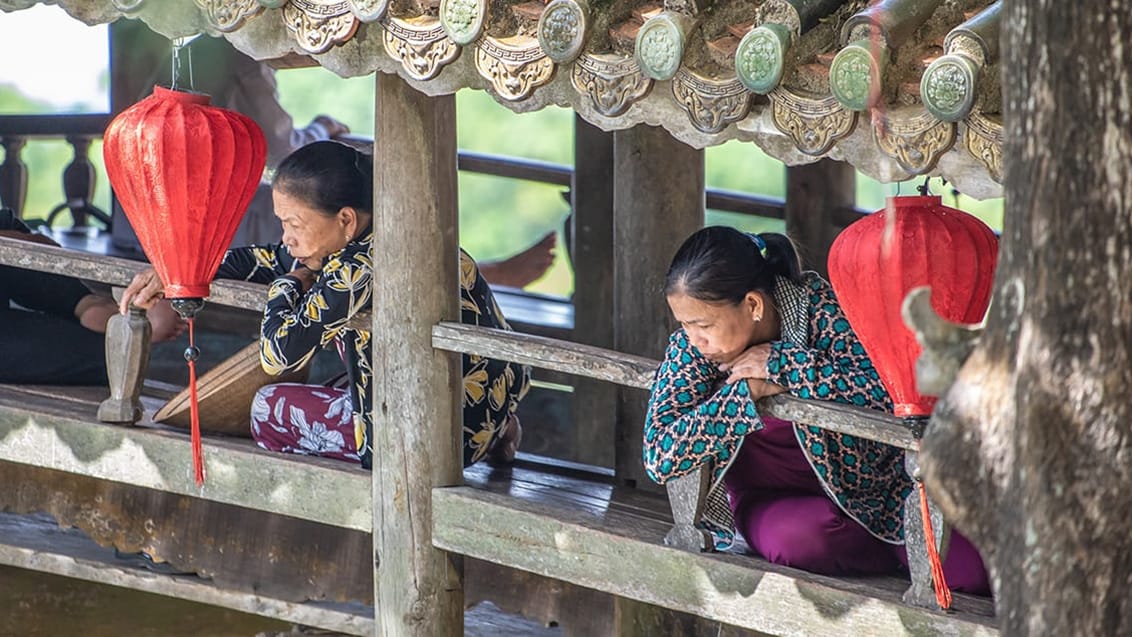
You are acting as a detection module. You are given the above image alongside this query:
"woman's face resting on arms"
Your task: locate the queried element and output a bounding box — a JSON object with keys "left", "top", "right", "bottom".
{"left": 667, "top": 289, "right": 774, "bottom": 365}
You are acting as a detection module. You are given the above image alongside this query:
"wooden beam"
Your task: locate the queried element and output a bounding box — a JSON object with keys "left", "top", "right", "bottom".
{"left": 0, "top": 388, "right": 372, "bottom": 531}
{"left": 784, "top": 159, "right": 857, "bottom": 278}
{"left": 570, "top": 115, "right": 617, "bottom": 468}
{"left": 0, "top": 512, "right": 374, "bottom": 635}
{"left": 432, "top": 323, "right": 655, "bottom": 389}
{"left": 431, "top": 323, "right": 917, "bottom": 449}
{"left": 0, "top": 237, "right": 265, "bottom": 312}
{"left": 372, "top": 73, "right": 463, "bottom": 637}
{"left": 612, "top": 125, "right": 704, "bottom": 487}
{"left": 433, "top": 486, "right": 999, "bottom": 636}
{"left": 0, "top": 237, "right": 374, "bottom": 329}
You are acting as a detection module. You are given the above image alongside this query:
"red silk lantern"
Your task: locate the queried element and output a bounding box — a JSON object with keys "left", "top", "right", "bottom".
{"left": 103, "top": 86, "right": 266, "bottom": 485}
{"left": 827, "top": 195, "right": 998, "bottom": 418}
{"left": 827, "top": 194, "right": 998, "bottom": 609}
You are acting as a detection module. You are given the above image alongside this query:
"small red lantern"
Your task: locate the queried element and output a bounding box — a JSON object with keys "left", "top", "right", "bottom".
{"left": 828, "top": 194, "right": 998, "bottom": 609}
{"left": 828, "top": 195, "right": 998, "bottom": 418}
{"left": 103, "top": 86, "right": 267, "bottom": 485}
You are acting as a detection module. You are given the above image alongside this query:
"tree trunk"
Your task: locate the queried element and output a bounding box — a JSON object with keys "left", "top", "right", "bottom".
{"left": 921, "top": 1, "right": 1132, "bottom": 634}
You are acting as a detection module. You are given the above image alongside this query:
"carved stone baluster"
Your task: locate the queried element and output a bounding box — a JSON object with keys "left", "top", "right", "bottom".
{"left": 98, "top": 305, "right": 153, "bottom": 424}
{"left": 663, "top": 467, "right": 714, "bottom": 552}
{"left": 902, "top": 450, "right": 952, "bottom": 608}
{"left": 0, "top": 136, "right": 28, "bottom": 217}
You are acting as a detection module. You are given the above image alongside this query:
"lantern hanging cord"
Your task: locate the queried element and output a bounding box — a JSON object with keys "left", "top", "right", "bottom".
{"left": 185, "top": 318, "right": 205, "bottom": 486}
{"left": 170, "top": 36, "right": 197, "bottom": 92}
{"left": 917, "top": 176, "right": 933, "bottom": 196}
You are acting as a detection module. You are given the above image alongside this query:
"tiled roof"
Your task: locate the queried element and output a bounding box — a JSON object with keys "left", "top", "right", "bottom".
{"left": 6, "top": 0, "right": 1003, "bottom": 197}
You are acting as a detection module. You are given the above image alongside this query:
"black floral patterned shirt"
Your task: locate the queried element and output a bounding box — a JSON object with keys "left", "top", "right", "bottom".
{"left": 217, "top": 231, "right": 530, "bottom": 469}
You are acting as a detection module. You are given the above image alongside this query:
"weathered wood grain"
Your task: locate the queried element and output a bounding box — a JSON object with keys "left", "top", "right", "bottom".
{"left": 0, "top": 511, "right": 374, "bottom": 635}
{"left": 570, "top": 115, "right": 617, "bottom": 468}
{"left": 612, "top": 125, "right": 705, "bottom": 487}
{"left": 432, "top": 322, "right": 656, "bottom": 389}
{"left": 0, "top": 387, "right": 371, "bottom": 531}
{"left": 433, "top": 486, "right": 999, "bottom": 636}
{"left": 0, "top": 464, "right": 374, "bottom": 604}
{"left": 371, "top": 74, "right": 463, "bottom": 637}
{"left": 431, "top": 322, "right": 916, "bottom": 449}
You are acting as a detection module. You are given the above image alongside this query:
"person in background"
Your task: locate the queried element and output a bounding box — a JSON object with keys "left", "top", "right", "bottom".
{"left": 120, "top": 141, "right": 529, "bottom": 468}
{"left": 642, "top": 225, "right": 989, "bottom": 594}
{"left": 0, "top": 208, "right": 183, "bottom": 385}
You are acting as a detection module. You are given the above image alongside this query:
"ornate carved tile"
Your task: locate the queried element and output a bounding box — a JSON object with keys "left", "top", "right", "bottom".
{"left": 672, "top": 69, "right": 750, "bottom": 134}
{"left": 283, "top": 0, "right": 359, "bottom": 53}
{"left": 872, "top": 107, "right": 957, "bottom": 175}
{"left": 440, "top": 0, "right": 485, "bottom": 46}
{"left": 195, "top": 0, "right": 263, "bottom": 32}
{"left": 381, "top": 15, "right": 460, "bottom": 81}
{"left": 475, "top": 35, "right": 555, "bottom": 102}
{"left": 768, "top": 87, "right": 857, "bottom": 156}
{"left": 347, "top": 0, "right": 387, "bottom": 21}
{"left": 537, "top": 0, "right": 589, "bottom": 64}
{"left": 634, "top": 12, "right": 688, "bottom": 82}
{"left": 964, "top": 110, "right": 1003, "bottom": 184}
{"left": 571, "top": 53, "right": 653, "bottom": 117}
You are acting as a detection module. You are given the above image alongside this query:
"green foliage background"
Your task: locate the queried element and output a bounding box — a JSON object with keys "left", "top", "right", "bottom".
{"left": 2, "top": 62, "right": 1003, "bottom": 298}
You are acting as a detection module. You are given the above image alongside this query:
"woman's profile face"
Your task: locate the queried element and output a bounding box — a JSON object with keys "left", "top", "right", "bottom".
{"left": 273, "top": 189, "right": 349, "bottom": 269}
{"left": 667, "top": 291, "right": 760, "bottom": 365}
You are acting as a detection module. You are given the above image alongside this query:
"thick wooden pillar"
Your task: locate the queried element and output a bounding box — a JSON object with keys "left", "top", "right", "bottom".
{"left": 570, "top": 116, "right": 616, "bottom": 467}
{"left": 784, "top": 159, "right": 856, "bottom": 277}
{"left": 372, "top": 74, "right": 462, "bottom": 637}
{"left": 612, "top": 125, "right": 704, "bottom": 486}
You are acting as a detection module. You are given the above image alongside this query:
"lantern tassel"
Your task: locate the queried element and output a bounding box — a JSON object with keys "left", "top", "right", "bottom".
{"left": 918, "top": 479, "right": 952, "bottom": 609}
{"left": 187, "top": 318, "right": 204, "bottom": 486}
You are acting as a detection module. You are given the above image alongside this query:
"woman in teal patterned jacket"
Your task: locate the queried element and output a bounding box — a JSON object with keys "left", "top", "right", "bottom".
{"left": 121, "top": 141, "right": 528, "bottom": 470}
{"left": 644, "top": 226, "right": 987, "bottom": 591}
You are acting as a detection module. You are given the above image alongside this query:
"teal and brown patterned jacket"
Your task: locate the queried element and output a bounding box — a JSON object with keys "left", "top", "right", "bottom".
{"left": 643, "top": 272, "right": 912, "bottom": 546}
{"left": 217, "top": 230, "right": 530, "bottom": 469}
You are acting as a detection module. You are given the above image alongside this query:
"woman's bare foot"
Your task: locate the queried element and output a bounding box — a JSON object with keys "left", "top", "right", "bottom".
{"left": 478, "top": 232, "right": 557, "bottom": 289}
{"left": 488, "top": 415, "right": 522, "bottom": 465}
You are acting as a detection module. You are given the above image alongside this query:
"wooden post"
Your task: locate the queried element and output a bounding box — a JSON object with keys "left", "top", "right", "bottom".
{"left": 570, "top": 116, "right": 616, "bottom": 467}
{"left": 784, "top": 159, "right": 856, "bottom": 277}
{"left": 612, "top": 125, "right": 704, "bottom": 487}
{"left": 372, "top": 73, "right": 463, "bottom": 637}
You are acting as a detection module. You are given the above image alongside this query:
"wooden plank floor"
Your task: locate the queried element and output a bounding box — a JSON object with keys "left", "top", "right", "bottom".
{"left": 448, "top": 462, "right": 999, "bottom": 637}
{"left": 0, "top": 512, "right": 564, "bottom": 636}
{"left": 0, "top": 383, "right": 998, "bottom": 636}
{"left": 0, "top": 384, "right": 371, "bottom": 531}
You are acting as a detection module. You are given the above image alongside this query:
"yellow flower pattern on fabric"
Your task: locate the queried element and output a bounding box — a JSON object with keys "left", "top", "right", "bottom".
{"left": 216, "top": 237, "right": 531, "bottom": 470}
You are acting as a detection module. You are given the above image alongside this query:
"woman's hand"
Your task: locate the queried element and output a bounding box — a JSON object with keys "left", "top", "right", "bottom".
{"left": 719, "top": 343, "right": 773, "bottom": 385}
{"left": 288, "top": 265, "right": 319, "bottom": 293}
{"left": 119, "top": 267, "right": 164, "bottom": 313}
{"left": 148, "top": 299, "right": 188, "bottom": 343}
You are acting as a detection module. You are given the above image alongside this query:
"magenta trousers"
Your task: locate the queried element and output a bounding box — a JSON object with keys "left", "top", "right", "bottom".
{"left": 725, "top": 416, "right": 990, "bottom": 595}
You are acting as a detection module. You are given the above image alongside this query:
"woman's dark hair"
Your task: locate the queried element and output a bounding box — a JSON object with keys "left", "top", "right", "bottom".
{"left": 272, "top": 140, "right": 373, "bottom": 217}
{"left": 663, "top": 226, "right": 802, "bottom": 303}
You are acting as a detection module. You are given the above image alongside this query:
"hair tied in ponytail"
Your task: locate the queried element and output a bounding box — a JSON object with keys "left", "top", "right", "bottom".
{"left": 747, "top": 233, "right": 769, "bottom": 259}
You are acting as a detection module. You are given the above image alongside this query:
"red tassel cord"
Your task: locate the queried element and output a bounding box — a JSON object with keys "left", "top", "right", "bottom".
{"left": 187, "top": 318, "right": 204, "bottom": 486}
{"left": 918, "top": 477, "right": 952, "bottom": 609}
